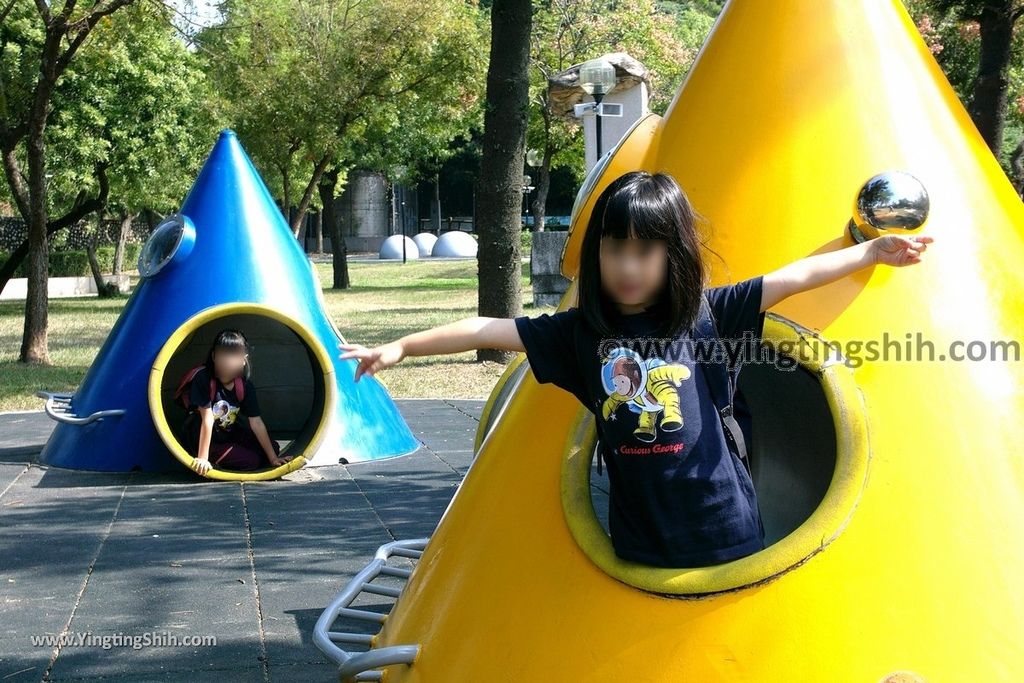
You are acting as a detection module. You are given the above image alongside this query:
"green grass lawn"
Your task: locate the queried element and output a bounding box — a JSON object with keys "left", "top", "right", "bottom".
{"left": 0, "top": 258, "right": 559, "bottom": 412}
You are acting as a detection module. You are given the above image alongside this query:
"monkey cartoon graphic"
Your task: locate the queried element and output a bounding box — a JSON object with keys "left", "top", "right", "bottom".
{"left": 211, "top": 399, "right": 240, "bottom": 431}
{"left": 600, "top": 347, "right": 691, "bottom": 443}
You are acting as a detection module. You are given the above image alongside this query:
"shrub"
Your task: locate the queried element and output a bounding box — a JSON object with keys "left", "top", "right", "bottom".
{"left": 0, "top": 243, "right": 141, "bottom": 278}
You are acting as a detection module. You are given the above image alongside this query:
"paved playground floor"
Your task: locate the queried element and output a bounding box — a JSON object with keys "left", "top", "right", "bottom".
{"left": 0, "top": 399, "right": 500, "bottom": 682}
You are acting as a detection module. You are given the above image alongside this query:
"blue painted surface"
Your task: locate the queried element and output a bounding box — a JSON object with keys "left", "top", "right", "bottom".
{"left": 38, "top": 129, "right": 420, "bottom": 472}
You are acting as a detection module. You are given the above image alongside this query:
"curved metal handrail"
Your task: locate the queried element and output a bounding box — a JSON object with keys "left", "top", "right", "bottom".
{"left": 35, "top": 391, "right": 125, "bottom": 425}
{"left": 313, "top": 538, "right": 428, "bottom": 682}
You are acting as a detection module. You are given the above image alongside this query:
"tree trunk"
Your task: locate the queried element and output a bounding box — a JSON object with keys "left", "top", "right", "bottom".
{"left": 319, "top": 168, "right": 350, "bottom": 289}
{"left": 144, "top": 209, "right": 160, "bottom": 231}
{"left": 291, "top": 152, "right": 333, "bottom": 236}
{"left": 1011, "top": 136, "right": 1024, "bottom": 198}
{"left": 316, "top": 208, "right": 324, "bottom": 254}
{"left": 529, "top": 147, "right": 553, "bottom": 232}
{"left": 969, "top": 1, "right": 1017, "bottom": 155}
{"left": 475, "top": 0, "right": 532, "bottom": 363}
{"left": 87, "top": 242, "right": 104, "bottom": 294}
{"left": 279, "top": 163, "right": 292, "bottom": 227}
{"left": 22, "top": 210, "right": 50, "bottom": 364}
{"left": 21, "top": 76, "right": 57, "bottom": 365}
{"left": 113, "top": 212, "right": 136, "bottom": 275}
{"left": 86, "top": 230, "right": 117, "bottom": 299}
{"left": 14, "top": 1, "right": 138, "bottom": 363}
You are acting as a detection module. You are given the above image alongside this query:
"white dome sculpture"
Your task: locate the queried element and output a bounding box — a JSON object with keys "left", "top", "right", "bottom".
{"left": 432, "top": 231, "right": 478, "bottom": 258}
{"left": 379, "top": 235, "right": 420, "bottom": 260}
{"left": 412, "top": 232, "right": 438, "bottom": 256}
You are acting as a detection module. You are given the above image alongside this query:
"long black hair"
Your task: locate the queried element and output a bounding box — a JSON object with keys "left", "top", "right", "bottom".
{"left": 577, "top": 170, "right": 716, "bottom": 339}
{"left": 204, "top": 329, "right": 252, "bottom": 381}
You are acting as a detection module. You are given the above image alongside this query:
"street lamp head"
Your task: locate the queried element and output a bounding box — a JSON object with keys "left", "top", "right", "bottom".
{"left": 579, "top": 58, "right": 616, "bottom": 97}
{"left": 526, "top": 148, "right": 542, "bottom": 167}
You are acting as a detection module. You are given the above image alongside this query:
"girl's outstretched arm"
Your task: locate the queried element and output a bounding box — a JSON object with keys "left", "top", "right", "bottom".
{"left": 194, "top": 407, "right": 215, "bottom": 474}
{"left": 338, "top": 317, "right": 525, "bottom": 382}
{"left": 761, "top": 233, "right": 934, "bottom": 312}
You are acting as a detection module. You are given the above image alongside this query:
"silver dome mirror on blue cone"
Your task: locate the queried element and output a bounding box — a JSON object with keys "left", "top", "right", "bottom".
{"left": 137, "top": 213, "right": 196, "bottom": 278}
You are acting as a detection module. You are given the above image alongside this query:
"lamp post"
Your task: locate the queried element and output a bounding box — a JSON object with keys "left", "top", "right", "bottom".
{"left": 579, "top": 58, "right": 616, "bottom": 159}
{"left": 521, "top": 173, "right": 535, "bottom": 230}
{"left": 393, "top": 165, "right": 408, "bottom": 264}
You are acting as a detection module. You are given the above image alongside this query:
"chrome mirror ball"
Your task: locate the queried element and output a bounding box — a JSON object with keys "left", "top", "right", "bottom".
{"left": 848, "top": 170, "right": 930, "bottom": 242}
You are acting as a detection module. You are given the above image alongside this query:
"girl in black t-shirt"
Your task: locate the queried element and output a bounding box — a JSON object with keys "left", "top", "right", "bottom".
{"left": 184, "top": 329, "right": 292, "bottom": 474}
{"left": 335, "top": 171, "right": 934, "bottom": 567}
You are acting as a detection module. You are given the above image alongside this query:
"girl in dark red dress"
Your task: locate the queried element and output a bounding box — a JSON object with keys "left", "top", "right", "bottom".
{"left": 183, "top": 329, "right": 293, "bottom": 474}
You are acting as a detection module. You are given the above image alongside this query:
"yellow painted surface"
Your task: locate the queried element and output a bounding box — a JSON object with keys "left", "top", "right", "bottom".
{"left": 368, "top": 0, "right": 1024, "bottom": 679}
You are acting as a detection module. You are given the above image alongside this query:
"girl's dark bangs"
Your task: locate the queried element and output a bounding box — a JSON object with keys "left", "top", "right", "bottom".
{"left": 599, "top": 189, "right": 635, "bottom": 239}
{"left": 215, "top": 331, "right": 248, "bottom": 352}
{"left": 601, "top": 185, "right": 674, "bottom": 241}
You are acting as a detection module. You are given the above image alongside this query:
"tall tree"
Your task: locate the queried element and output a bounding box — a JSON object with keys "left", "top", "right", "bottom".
{"left": 317, "top": 166, "right": 346, "bottom": 287}
{"left": 200, "top": 0, "right": 485, "bottom": 234}
{"left": 930, "top": 0, "right": 1024, "bottom": 153}
{"left": 906, "top": 0, "right": 1024, "bottom": 193}
{"left": 476, "top": 0, "right": 532, "bottom": 363}
{"left": 0, "top": 0, "right": 140, "bottom": 364}
{"left": 0, "top": 2, "right": 214, "bottom": 295}
{"left": 93, "top": 5, "right": 214, "bottom": 275}
{"left": 319, "top": 34, "right": 486, "bottom": 290}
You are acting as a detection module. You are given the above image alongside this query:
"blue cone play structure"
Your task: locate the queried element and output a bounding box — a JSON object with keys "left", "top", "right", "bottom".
{"left": 36, "top": 129, "right": 419, "bottom": 479}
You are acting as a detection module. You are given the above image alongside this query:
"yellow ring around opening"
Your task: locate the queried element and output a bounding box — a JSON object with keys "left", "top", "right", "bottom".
{"left": 148, "top": 302, "right": 337, "bottom": 482}
{"left": 560, "top": 313, "right": 871, "bottom": 596}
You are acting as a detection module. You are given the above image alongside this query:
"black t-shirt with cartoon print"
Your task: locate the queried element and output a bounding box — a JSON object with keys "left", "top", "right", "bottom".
{"left": 514, "top": 276, "right": 767, "bottom": 568}
{"left": 187, "top": 367, "right": 261, "bottom": 444}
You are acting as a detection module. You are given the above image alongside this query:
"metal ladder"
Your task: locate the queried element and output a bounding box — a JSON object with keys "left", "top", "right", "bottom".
{"left": 313, "top": 538, "right": 429, "bottom": 681}
{"left": 36, "top": 391, "right": 125, "bottom": 425}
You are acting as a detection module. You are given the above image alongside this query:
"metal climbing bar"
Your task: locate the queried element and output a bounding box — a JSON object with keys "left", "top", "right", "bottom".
{"left": 35, "top": 391, "right": 125, "bottom": 425}
{"left": 313, "top": 538, "right": 429, "bottom": 682}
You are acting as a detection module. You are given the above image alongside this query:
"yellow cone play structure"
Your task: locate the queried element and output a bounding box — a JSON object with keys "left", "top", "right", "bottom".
{"left": 314, "top": 0, "right": 1024, "bottom": 679}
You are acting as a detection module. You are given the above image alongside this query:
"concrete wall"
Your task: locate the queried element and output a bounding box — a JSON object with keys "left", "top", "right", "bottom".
{"left": 530, "top": 230, "right": 571, "bottom": 307}
{"left": 1, "top": 274, "right": 131, "bottom": 301}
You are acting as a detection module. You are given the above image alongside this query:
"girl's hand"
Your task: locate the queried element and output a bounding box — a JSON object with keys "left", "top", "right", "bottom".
{"left": 192, "top": 457, "right": 213, "bottom": 475}
{"left": 337, "top": 341, "right": 406, "bottom": 382}
{"left": 871, "top": 234, "right": 934, "bottom": 267}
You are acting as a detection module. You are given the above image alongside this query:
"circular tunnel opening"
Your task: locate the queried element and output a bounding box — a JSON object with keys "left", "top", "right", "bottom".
{"left": 149, "top": 303, "right": 336, "bottom": 481}
{"left": 738, "top": 348, "right": 840, "bottom": 544}
{"left": 562, "top": 313, "right": 870, "bottom": 596}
